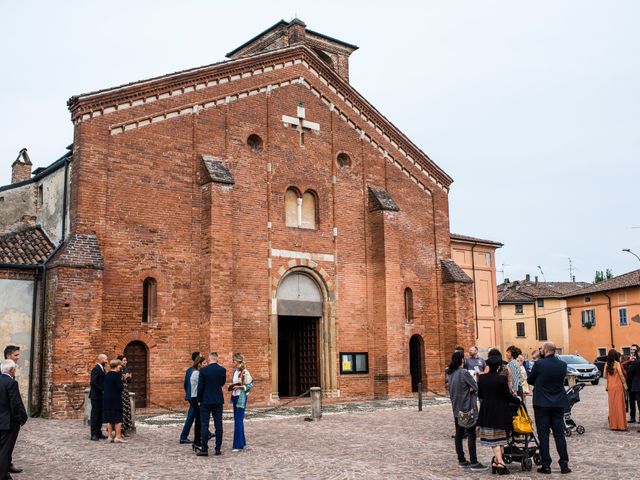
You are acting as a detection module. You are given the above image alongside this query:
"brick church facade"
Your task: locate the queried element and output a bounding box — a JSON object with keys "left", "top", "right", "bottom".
{"left": 1, "top": 19, "right": 477, "bottom": 417}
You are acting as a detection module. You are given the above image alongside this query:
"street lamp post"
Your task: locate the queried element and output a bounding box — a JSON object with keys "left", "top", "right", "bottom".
{"left": 622, "top": 248, "right": 640, "bottom": 263}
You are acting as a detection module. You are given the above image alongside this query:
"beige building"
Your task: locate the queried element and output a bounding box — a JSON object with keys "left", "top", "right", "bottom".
{"left": 450, "top": 234, "right": 502, "bottom": 356}
{"left": 498, "top": 277, "right": 589, "bottom": 357}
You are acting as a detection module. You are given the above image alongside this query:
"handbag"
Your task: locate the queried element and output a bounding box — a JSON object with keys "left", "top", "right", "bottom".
{"left": 457, "top": 409, "right": 477, "bottom": 428}
{"left": 512, "top": 406, "right": 533, "bottom": 434}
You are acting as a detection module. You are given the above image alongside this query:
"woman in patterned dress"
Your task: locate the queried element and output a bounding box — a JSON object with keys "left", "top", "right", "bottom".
{"left": 477, "top": 353, "right": 521, "bottom": 475}
{"left": 118, "top": 355, "right": 133, "bottom": 434}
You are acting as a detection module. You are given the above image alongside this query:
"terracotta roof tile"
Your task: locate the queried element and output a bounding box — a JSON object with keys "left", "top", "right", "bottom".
{"left": 0, "top": 226, "right": 54, "bottom": 266}
{"left": 441, "top": 259, "right": 473, "bottom": 284}
{"left": 564, "top": 270, "right": 640, "bottom": 296}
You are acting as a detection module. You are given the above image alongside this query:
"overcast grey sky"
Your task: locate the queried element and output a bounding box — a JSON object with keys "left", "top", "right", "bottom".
{"left": 1, "top": 1, "right": 639, "bottom": 283}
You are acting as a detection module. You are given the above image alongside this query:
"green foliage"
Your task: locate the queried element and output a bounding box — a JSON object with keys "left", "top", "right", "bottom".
{"left": 594, "top": 269, "right": 614, "bottom": 284}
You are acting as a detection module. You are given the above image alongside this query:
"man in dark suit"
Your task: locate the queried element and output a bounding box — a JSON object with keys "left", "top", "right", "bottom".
{"left": 89, "top": 354, "right": 108, "bottom": 441}
{"left": 4, "top": 345, "right": 23, "bottom": 475}
{"left": 0, "top": 360, "right": 27, "bottom": 480}
{"left": 626, "top": 350, "right": 640, "bottom": 433}
{"left": 197, "top": 352, "right": 226, "bottom": 456}
{"left": 527, "top": 342, "right": 571, "bottom": 474}
{"left": 179, "top": 351, "right": 200, "bottom": 444}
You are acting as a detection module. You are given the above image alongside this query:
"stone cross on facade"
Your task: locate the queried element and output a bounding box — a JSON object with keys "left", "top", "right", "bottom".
{"left": 282, "top": 101, "right": 320, "bottom": 146}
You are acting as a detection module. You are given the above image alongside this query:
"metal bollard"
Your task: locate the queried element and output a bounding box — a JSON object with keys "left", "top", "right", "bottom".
{"left": 84, "top": 388, "right": 91, "bottom": 425}
{"left": 310, "top": 387, "right": 322, "bottom": 421}
{"left": 418, "top": 382, "right": 423, "bottom": 412}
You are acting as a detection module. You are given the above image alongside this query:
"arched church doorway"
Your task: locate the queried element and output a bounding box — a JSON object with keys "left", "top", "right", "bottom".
{"left": 409, "top": 334, "right": 425, "bottom": 392}
{"left": 124, "top": 341, "right": 148, "bottom": 408}
{"left": 277, "top": 272, "right": 322, "bottom": 397}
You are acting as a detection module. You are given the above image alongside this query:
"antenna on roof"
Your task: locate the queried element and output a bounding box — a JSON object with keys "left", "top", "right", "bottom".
{"left": 537, "top": 265, "right": 546, "bottom": 282}
{"left": 498, "top": 263, "right": 510, "bottom": 283}
{"left": 567, "top": 257, "right": 575, "bottom": 282}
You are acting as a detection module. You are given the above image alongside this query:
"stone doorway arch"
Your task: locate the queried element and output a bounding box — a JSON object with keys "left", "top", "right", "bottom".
{"left": 271, "top": 267, "right": 337, "bottom": 400}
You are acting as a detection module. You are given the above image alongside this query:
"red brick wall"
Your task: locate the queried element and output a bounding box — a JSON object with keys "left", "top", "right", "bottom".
{"left": 44, "top": 55, "right": 470, "bottom": 414}
{"left": 43, "top": 265, "right": 104, "bottom": 418}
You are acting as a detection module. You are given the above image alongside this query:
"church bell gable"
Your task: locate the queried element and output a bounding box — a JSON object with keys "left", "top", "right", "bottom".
{"left": 226, "top": 18, "right": 358, "bottom": 82}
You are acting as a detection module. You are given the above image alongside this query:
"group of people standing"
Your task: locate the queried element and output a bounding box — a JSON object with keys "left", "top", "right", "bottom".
{"left": 0, "top": 345, "right": 27, "bottom": 480}
{"left": 179, "top": 352, "right": 253, "bottom": 456}
{"left": 447, "top": 342, "right": 571, "bottom": 475}
{"left": 88, "top": 354, "right": 133, "bottom": 443}
{"left": 604, "top": 343, "right": 640, "bottom": 432}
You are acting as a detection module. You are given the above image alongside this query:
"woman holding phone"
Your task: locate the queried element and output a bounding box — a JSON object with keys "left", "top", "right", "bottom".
{"left": 229, "top": 353, "right": 253, "bottom": 452}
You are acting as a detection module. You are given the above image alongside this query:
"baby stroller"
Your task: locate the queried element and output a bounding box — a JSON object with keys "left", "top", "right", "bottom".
{"left": 502, "top": 403, "right": 541, "bottom": 472}
{"left": 564, "top": 383, "right": 585, "bottom": 436}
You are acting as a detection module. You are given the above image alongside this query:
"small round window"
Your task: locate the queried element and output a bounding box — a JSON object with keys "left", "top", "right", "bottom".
{"left": 337, "top": 152, "right": 351, "bottom": 169}
{"left": 247, "top": 134, "right": 263, "bottom": 153}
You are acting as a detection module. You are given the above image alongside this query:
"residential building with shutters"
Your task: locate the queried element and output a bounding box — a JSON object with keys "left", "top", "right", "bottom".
{"left": 497, "top": 276, "right": 589, "bottom": 358}
{"left": 565, "top": 269, "right": 640, "bottom": 360}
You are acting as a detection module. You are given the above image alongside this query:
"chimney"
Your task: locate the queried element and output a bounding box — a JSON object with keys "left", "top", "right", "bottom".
{"left": 504, "top": 278, "right": 510, "bottom": 284}
{"left": 535, "top": 276, "right": 539, "bottom": 285}
{"left": 525, "top": 274, "right": 530, "bottom": 282}
{"left": 287, "top": 18, "right": 306, "bottom": 45}
{"left": 11, "top": 148, "right": 32, "bottom": 184}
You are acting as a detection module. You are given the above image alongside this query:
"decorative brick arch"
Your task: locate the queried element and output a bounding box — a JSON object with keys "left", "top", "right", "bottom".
{"left": 113, "top": 331, "right": 157, "bottom": 357}
{"left": 271, "top": 259, "right": 334, "bottom": 299}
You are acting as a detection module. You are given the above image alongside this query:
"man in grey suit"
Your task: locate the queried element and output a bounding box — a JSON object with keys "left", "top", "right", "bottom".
{"left": 0, "top": 360, "right": 27, "bottom": 480}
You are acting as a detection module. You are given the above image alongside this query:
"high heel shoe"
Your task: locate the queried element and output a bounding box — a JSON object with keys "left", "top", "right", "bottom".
{"left": 114, "top": 437, "right": 128, "bottom": 443}
{"left": 192, "top": 443, "right": 202, "bottom": 453}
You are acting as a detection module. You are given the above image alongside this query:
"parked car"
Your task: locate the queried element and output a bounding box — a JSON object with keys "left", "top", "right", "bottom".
{"left": 558, "top": 354, "right": 600, "bottom": 385}
{"left": 593, "top": 355, "right": 607, "bottom": 376}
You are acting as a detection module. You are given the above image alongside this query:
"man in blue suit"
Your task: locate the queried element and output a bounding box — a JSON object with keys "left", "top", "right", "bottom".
{"left": 197, "top": 352, "right": 226, "bottom": 456}
{"left": 179, "top": 351, "right": 200, "bottom": 444}
{"left": 527, "top": 342, "right": 571, "bottom": 474}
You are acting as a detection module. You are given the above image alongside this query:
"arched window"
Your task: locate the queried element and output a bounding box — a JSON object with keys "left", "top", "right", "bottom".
{"left": 247, "top": 134, "right": 263, "bottom": 152}
{"left": 337, "top": 152, "right": 351, "bottom": 169}
{"left": 285, "top": 188, "right": 300, "bottom": 227}
{"left": 285, "top": 188, "right": 317, "bottom": 229}
{"left": 142, "top": 277, "right": 157, "bottom": 323}
{"left": 301, "top": 190, "right": 317, "bottom": 229}
{"left": 404, "top": 287, "right": 414, "bottom": 322}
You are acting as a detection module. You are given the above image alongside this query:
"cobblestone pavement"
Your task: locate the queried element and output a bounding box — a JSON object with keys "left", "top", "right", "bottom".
{"left": 14, "top": 384, "right": 639, "bottom": 479}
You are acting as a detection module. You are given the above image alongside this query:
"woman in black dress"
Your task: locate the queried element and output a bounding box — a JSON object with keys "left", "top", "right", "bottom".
{"left": 117, "top": 355, "right": 133, "bottom": 434}
{"left": 477, "top": 354, "right": 520, "bottom": 474}
{"left": 103, "top": 359, "right": 127, "bottom": 443}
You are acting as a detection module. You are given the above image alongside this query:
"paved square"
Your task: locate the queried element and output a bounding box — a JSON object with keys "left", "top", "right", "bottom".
{"left": 14, "top": 384, "right": 639, "bottom": 479}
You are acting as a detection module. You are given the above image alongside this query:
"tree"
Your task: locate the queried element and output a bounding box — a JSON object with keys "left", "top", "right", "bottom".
{"left": 594, "top": 269, "right": 614, "bottom": 284}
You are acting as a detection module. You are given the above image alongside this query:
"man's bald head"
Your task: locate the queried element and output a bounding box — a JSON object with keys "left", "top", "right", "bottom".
{"left": 542, "top": 342, "right": 557, "bottom": 356}
{"left": 97, "top": 354, "right": 108, "bottom": 365}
